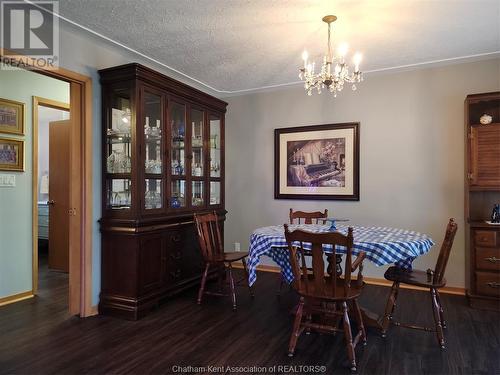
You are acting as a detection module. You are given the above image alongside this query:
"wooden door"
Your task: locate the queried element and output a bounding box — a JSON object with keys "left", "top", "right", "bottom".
{"left": 48, "top": 120, "right": 70, "bottom": 272}
{"left": 470, "top": 124, "right": 500, "bottom": 188}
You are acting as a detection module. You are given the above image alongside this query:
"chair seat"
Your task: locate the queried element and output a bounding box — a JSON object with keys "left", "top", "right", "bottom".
{"left": 215, "top": 251, "right": 249, "bottom": 263}
{"left": 297, "top": 276, "right": 364, "bottom": 301}
{"left": 384, "top": 266, "right": 446, "bottom": 288}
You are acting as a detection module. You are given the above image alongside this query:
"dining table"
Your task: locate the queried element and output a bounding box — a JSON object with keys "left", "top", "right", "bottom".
{"left": 247, "top": 223, "right": 435, "bottom": 329}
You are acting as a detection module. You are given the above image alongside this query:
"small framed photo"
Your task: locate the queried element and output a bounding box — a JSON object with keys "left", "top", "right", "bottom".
{"left": 0, "top": 137, "right": 25, "bottom": 171}
{"left": 275, "top": 122, "right": 360, "bottom": 200}
{"left": 0, "top": 98, "right": 25, "bottom": 135}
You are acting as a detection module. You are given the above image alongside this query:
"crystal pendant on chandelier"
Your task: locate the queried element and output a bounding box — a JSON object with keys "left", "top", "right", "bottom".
{"left": 299, "top": 15, "right": 363, "bottom": 97}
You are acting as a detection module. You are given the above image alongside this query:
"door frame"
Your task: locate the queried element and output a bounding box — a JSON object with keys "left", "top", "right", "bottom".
{"left": 1, "top": 49, "right": 94, "bottom": 317}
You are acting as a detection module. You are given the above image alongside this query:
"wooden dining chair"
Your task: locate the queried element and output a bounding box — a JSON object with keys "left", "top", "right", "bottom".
{"left": 194, "top": 211, "right": 253, "bottom": 311}
{"left": 276, "top": 209, "right": 330, "bottom": 296}
{"left": 380, "top": 218, "right": 458, "bottom": 348}
{"left": 289, "top": 208, "right": 329, "bottom": 225}
{"left": 284, "top": 224, "right": 367, "bottom": 372}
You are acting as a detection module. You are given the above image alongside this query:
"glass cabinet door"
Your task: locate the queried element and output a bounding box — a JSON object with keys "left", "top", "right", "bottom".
{"left": 191, "top": 108, "right": 204, "bottom": 178}
{"left": 170, "top": 101, "right": 187, "bottom": 209}
{"left": 170, "top": 102, "right": 186, "bottom": 177}
{"left": 106, "top": 87, "right": 132, "bottom": 210}
{"left": 209, "top": 114, "right": 222, "bottom": 206}
{"left": 209, "top": 115, "right": 221, "bottom": 178}
{"left": 143, "top": 91, "right": 163, "bottom": 211}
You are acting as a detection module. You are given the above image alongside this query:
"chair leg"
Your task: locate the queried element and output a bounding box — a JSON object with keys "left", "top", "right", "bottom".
{"left": 381, "top": 281, "right": 400, "bottom": 337}
{"left": 277, "top": 277, "right": 284, "bottom": 297}
{"left": 241, "top": 258, "right": 254, "bottom": 298}
{"left": 228, "top": 263, "right": 237, "bottom": 311}
{"left": 217, "top": 264, "right": 224, "bottom": 292}
{"left": 430, "top": 288, "right": 445, "bottom": 349}
{"left": 435, "top": 289, "right": 446, "bottom": 329}
{"left": 342, "top": 302, "right": 357, "bottom": 372}
{"left": 288, "top": 296, "right": 304, "bottom": 357}
{"left": 197, "top": 263, "right": 210, "bottom": 305}
{"left": 352, "top": 299, "right": 367, "bottom": 346}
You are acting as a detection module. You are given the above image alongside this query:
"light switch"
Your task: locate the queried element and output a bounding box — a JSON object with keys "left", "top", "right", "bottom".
{"left": 0, "top": 174, "right": 16, "bottom": 187}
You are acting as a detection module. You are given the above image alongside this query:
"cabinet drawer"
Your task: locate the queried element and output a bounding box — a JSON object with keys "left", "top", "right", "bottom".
{"left": 475, "top": 271, "right": 500, "bottom": 297}
{"left": 474, "top": 231, "right": 497, "bottom": 247}
{"left": 476, "top": 248, "right": 500, "bottom": 271}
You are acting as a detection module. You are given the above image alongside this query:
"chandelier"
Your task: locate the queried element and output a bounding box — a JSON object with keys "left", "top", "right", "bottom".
{"left": 299, "top": 15, "right": 363, "bottom": 96}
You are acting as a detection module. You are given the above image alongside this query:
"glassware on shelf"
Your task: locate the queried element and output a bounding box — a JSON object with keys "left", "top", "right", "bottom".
{"left": 210, "top": 181, "right": 221, "bottom": 205}
{"left": 107, "top": 179, "right": 131, "bottom": 209}
{"left": 192, "top": 181, "right": 204, "bottom": 206}
{"left": 171, "top": 180, "right": 186, "bottom": 208}
{"left": 145, "top": 159, "right": 162, "bottom": 174}
{"left": 107, "top": 149, "right": 131, "bottom": 173}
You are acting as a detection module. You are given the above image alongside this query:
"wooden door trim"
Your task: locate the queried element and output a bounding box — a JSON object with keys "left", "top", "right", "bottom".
{"left": 2, "top": 48, "right": 94, "bottom": 317}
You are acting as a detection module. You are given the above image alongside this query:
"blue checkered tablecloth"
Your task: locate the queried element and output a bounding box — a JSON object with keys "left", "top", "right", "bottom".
{"left": 247, "top": 224, "right": 434, "bottom": 286}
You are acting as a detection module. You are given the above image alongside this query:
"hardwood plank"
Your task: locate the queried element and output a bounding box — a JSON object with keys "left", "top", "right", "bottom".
{"left": 0, "top": 260, "right": 498, "bottom": 374}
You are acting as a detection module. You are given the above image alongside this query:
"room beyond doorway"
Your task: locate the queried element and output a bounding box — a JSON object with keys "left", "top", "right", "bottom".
{"left": 34, "top": 98, "right": 71, "bottom": 285}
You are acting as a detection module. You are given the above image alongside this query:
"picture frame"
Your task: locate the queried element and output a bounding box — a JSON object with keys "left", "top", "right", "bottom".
{"left": 0, "top": 98, "right": 25, "bottom": 135}
{"left": 0, "top": 137, "right": 25, "bottom": 171}
{"left": 274, "top": 122, "right": 359, "bottom": 201}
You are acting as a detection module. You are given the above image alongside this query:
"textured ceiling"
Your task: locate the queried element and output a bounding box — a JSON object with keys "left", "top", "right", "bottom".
{"left": 58, "top": 0, "right": 500, "bottom": 94}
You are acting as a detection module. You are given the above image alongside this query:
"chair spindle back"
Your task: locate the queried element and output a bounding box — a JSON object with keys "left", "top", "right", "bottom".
{"left": 289, "top": 208, "right": 328, "bottom": 225}
{"left": 433, "top": 218, "right": 458, "bottom": 284}
{"left": 194, "top": 211, "right": 224, "bottom": 263}
{"left": 284, "top": 224, "right": 354, "bottom": 299}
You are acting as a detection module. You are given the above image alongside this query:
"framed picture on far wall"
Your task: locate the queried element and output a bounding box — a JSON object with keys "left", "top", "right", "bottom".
{"left": 275, "top": 122, "right": 359, "bottom": 200}
{"left": 0, "top": 137, "right": 24, "bottom": 171}
{"left": 0, "top": 98, "right": 25, "bottom": 135}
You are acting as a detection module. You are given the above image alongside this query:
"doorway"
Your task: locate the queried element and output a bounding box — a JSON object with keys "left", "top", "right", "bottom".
{"left": 34, "top": 98, "right": 71, "bottom": 297}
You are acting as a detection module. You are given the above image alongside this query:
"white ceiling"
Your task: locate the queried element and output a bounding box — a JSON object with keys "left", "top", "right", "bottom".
{"left": 58, "top": 0, "right": 500, "bottom": 95}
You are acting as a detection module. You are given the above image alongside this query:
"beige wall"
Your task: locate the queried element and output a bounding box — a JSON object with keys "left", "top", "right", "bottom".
{"left": 224, "top": 58, "right": 500, "bottom": 288}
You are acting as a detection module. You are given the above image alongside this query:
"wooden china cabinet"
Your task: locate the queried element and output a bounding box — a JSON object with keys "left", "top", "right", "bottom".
{"left": 465, "top": 92, "right": 500, "bottom": 310}
{"left": 98, "top": 63, "right": 227, "bottom": 320}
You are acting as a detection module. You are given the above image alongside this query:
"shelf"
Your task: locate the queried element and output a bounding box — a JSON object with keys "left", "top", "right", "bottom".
{"left": 468, "top": 220, "right": 500, "bottom": 228}
{"left": 469, "top": 122, "right": 500, "bottom": 127}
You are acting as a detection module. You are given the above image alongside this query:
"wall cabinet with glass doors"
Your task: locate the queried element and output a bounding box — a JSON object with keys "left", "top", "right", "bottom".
{"left": 99, "top": 63, "right": 227, "bottom": 320}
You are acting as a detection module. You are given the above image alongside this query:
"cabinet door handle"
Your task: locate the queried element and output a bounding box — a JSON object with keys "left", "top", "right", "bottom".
{"left": 170, "top": 234, "right": 181, "bottom": 242}
{"left": 484, "top": 256, "right": 500, "bottom": 263}
{"left": 486, "top": 282, "right": 500, "bottom": 288}
{"left": 170, "top": 252, "right": 181, "bottom": 260}
{"left": 170, "top": 269, "right": 181, "bottom": 279}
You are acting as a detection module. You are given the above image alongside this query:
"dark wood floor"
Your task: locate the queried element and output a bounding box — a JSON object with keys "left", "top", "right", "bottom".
{"left": 0, "top": 260, "right": 499, "bottom": 375}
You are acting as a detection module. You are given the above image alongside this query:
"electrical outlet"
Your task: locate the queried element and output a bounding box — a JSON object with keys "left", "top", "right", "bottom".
{"left": 0, "top": 174, "right": 15, "bottom": 187}
{"left": 234, "top": 242, "right": 241, "bottom": 251}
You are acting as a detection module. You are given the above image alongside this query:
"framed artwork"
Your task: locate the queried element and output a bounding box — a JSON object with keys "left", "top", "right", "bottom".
{"left": 0, "top": 137, "right": 24, "bottom": 171}
{"left": 0, "top": 98, "right": 25, "bottom": 135}
{"left": 275, "top": 122, "right": 359, "bottom": 200}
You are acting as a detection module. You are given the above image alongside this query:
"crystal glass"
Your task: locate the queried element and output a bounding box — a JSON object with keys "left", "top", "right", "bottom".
{"left": 107, "top": 178, "right": 131, "bottom": 209}
{"left": 106, "top": 148, "right": 131, "bottom": 174}
{"left": 192, "top": 181, "right": 204, "bottom": 207}
{"left": 144, "top": 92, "right": 162, "bottom": 174}
{"left": 191, "top": 108, "right": 204, "bottom": 177}
{"left": 106, "top": 88, "right": 132, "bottom": 175}
{"left": 209, "top": 115, "right": 221, "bottom": 178}
{"left": 145, "top": 179, "right": 162, "bottom": 209}
{"left": 171, "top": 180, "right": 186, "bottom": 208}
{"left": 209, "top": 181, "right": 220, "bottom": 205}
{"left": 171, "top": 102, "right": 186, "bottom": 176}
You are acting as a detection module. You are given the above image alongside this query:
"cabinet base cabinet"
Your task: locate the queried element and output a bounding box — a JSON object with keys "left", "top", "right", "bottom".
{"left": 99, "top": 216, "right": 223, "bottom": 320}
{"left": 467, "top": 225, "right": 500, "bottom": 312}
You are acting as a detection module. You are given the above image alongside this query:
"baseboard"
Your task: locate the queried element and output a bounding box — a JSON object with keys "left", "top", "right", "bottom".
{"left": 233, "top": 263, "right": 466, "bottom": 296}
{"left": 87, "top": 305, "right": 99, "bottom": 317}
{"left": 0, "top": 291, "right": 34, "bottom": 307}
